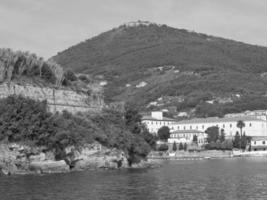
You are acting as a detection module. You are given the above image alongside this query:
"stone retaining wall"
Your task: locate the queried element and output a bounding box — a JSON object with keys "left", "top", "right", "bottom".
{"left": 0, "top": 83, "right": 104, "bottom": 113}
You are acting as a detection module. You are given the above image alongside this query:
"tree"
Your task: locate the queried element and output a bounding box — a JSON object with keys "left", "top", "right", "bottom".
{"left": 193, "top": 135, "right": 198, "bottom": 144}
{"left": 157, "top": 126, "right": 170, "bottom": 141}
{"left": 205, "top": 126, "right": 219, "bottom": 143}
{"left": 220, "top": 129, "right": 225, "bottom": 142}
{"left": 158, "top": 144, "right": 169, "bottom": 151}
{"left": 233, "top": 132, "right": 241, "bottom": 149}
{"left": 236, "top": 120, "right": 245, "bottom": 137}
{"left": 236, "top": 120, "right": 245, "bottom": 149}
{"left": 179, "top": 143, "right": 184, "bottom": 150}
{"left": 124, "top": 106, "right": 142, "bottom": 134}
{"left": 64, "top": 70, "right": 77, "bottom": 82}
{"left": 172, "top": 142, "right": 177, "bottom": 151}
{"left": 183, "top": 143, "right": 187, "bottom": 151}
{"left": 241, "top": 133, "right": 247, "bottom": 150}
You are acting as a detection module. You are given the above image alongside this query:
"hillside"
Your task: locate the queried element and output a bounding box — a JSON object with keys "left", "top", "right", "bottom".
{"left": 52, "top": 21, "right": 267, "bottom": 116}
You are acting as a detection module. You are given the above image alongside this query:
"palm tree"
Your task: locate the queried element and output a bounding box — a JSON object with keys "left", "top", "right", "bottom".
{"left": 236, "top": 120, "right": 245, "bottom": 149}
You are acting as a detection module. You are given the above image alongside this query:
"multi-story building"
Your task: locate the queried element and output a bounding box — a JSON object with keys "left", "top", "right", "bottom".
{"left": 142, "top": 111, "right": 175, "bottom": 135}
{"left": 168, "top": 130, "right": 207, "bottom": 146}
{"left": 170, "top": 116, "right": 267, "bottom": 138}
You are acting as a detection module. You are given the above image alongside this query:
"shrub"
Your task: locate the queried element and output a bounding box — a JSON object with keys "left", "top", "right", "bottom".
{"left": 64, "top": 70, "right": 77, "bottom": 82}
{"left": 158, "top": 144, "right": 169, "bottom": 151}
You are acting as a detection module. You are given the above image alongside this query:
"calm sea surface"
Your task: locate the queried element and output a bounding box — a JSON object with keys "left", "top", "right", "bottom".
{"left": 1, "top": 158, "right": 267, "bottom": 200}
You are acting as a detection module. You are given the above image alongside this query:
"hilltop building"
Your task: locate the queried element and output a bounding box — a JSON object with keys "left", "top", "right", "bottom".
{"left": 142, "top": 111, "right": 175, "bottom": 135}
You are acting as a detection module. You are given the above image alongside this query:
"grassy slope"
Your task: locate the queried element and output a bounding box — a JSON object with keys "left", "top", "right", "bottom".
{"left": 52, "top": 23, "right": 267, "bottom": 108}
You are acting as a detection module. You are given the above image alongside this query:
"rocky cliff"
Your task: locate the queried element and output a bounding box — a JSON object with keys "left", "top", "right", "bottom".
{"left": 0, "top": 143, "right": 128, "bottom": 175}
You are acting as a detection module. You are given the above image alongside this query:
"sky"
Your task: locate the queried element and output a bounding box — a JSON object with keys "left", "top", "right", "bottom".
{"left": 1, "top": 0, "right": 267, "bottom": 59}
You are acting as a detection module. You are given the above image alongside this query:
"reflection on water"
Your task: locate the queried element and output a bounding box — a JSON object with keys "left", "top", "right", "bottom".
{"left": 1, "top": 158, "right": 267, "bottom": 200}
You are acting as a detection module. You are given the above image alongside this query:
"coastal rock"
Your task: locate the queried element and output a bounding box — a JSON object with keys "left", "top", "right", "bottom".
{"left": 130, "top": 159, "right": 161, "bottom": 169}
{"left": 29, "top": 160, "right": 69, "bottom": 174}
{"left": 0, "top": 143, "right": 30, "bottom": 175}
{"left": 70, "top": 146, "right": 128, "bottom": 170}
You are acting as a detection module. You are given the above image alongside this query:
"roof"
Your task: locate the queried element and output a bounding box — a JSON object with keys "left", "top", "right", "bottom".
{"left": 175, "top": 116, "right": 264, "bottom": 124}
{"left": 142, "top": 115, "right": 175, "bottom": 121}
{"left": 171, "top": 130, "right": 204, "bottom": 134}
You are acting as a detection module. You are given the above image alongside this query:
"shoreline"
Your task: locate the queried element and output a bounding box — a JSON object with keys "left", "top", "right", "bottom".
{"left": 148, "top": 150, "right": 267, "bottom": 161}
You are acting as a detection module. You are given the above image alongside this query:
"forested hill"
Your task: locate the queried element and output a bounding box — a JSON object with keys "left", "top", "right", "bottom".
{"left": 52, "top": 21, "right": 267, "bottom": 116}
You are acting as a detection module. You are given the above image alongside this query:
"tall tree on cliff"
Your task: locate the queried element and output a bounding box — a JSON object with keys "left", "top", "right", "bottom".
{"left": 124, "top": 106, "right": 142, "bottom": 134}
{"left": 124, "top": 106, "right": 156, "bottom": 149}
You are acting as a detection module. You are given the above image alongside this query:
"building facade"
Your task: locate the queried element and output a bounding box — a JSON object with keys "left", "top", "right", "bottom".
{"left": 142, "top": 111, "right": 175, "bottom": 135}
{"left": 170, "top": 116, "right": 267, "bottom": 138}
{"left": 168, "top": 130, "right": 207, "bottom": 146}
{"left": 250, "top": 136, "right": 267, "bottom": 151}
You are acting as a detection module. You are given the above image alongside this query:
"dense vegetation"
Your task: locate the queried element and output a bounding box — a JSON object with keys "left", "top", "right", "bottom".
{"left": 0, "top": 48, "right": 92, "bottom": 91}
{"left": 0, "top": 95, "right": 156, "bottom": 164}
{"left": 53, "top": 22, "right": 267, "bottom": 113}
{"left": 0, "top": 48, "right": 64, "bottom": 86}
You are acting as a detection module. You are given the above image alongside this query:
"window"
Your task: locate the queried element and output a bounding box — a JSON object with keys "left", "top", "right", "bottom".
{"left": 190, "top": 126, "right": 192, "bottom": 130}
{"left": 254, "top": 141, "right": 256, "bottom": 145}
{"left": 230, "top": 124, "right": 232, "bottom": 128}
{"left": 178, "top": 126, "right": 180, "bottom": 130}
{"left": 202, "top": 125, "right": 205, "bottom": 129}
{"left": 223, "top": 124, "right": 225, "bottom": 128}
{"left": 184, "top": 126, "right": 186, "bottom": 130}
{"left": 249, "top": 123, "right": 252, "bottom": 127}
{"left": 196, "top": 126, "right": 198, "bottom": 130}
{"left": 263, "top": 141, "right": 266, "bottom": 145}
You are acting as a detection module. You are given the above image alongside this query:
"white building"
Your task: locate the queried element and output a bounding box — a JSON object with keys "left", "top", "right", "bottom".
{"left": 168, "top": 130, "right": 207, "bottom": 146}
{"left": 225, "top": 110, "right": 267, "bottom": 121}
{"left": 250, "top": 136, "right": 267, "bottom": 151}
{"left": 170, "top": 116, "right": 267, "bottom": 138}
{"left": 142, "top": 111, "right": 175, "bottom": 135}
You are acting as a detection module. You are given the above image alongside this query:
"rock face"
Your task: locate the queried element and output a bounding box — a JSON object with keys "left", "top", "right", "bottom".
{"left": 66, "top": 144, "right": 128, "bottom": 170}
{"left": 29, "top": 160, "right": 69, "bottom": 174}
{"left": 0, "top": 143, "right": 69, "bottom": 175}
{"left": 0, "top": 143, "right": 129, "bottom": 175}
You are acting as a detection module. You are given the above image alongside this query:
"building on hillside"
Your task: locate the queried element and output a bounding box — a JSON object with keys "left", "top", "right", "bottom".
{"left": 250, "top": 136, "right": 267, "bottom": 151}
{"left": 142, "top": 111, "right": 175, "bottom": 135}
{"left": 170, "top": 116, "right": 267, "bottom": 139}
{"left": 167, "top": 130, "right": 207, "bottom": 146}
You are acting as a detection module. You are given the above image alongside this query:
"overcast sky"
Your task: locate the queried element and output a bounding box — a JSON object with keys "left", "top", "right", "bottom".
{"left": 1, "top": 0, "right": 267, "bottom": 58}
